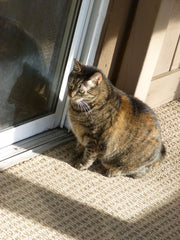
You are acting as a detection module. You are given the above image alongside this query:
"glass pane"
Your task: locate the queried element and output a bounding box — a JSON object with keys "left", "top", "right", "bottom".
{"left": 0, "top": 0, "right": 80, "bottom": 131}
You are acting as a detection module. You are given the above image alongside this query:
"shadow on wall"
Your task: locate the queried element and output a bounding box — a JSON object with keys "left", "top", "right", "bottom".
{"left": 0, "top": 171, "right": 179, "bottom": 240}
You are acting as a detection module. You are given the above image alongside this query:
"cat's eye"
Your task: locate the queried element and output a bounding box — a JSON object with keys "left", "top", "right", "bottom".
{"left": 79, "top": 89, "right": 85, "bottom": 94}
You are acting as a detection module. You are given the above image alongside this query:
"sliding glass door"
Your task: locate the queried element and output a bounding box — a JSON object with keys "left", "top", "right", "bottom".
{"left": 0, "top": 0, "right": 82, "bottom": 147}
{"left": 0, "top": 0, "right": 109, "bottom": 148}
{"left": 0, "top": 0, "right": 78, "bottom": 129}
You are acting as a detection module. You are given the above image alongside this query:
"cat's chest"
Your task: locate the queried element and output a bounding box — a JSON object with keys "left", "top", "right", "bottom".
{"left": 68, "top": 109, "right": 90, "bottom": 144}
{"left": 68, "top": 104, "right": 110, "bottom": 145}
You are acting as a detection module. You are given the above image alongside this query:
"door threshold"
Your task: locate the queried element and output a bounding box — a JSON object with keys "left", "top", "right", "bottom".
{"left": 0, "top": 128, "right": 74, "bottom": 171}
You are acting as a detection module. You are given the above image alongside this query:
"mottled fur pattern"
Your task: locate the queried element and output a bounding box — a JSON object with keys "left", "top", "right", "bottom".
{"left": 68, "top": 59, "right": 166, "bottom": 178}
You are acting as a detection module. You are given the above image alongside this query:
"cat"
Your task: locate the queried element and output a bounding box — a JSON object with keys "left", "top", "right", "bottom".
{"left": 67, "top": 59, "right": 166, "bottom": 178}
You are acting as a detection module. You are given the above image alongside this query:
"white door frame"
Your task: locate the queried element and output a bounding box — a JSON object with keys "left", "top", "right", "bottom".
{"left": 0, "top": 0, "right": 109, "bottom": 148}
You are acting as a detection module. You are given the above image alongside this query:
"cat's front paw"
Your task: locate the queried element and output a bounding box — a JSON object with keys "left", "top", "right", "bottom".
{"left": 74, "top": 162, "right": 88, "bottom": 171}
{"left": 106, "top": 169, "right": 119, "bottom": 177}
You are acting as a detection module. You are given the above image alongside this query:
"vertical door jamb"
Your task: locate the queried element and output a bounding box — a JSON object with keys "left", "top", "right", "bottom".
{"left": 114, "top": 0, "right": 173, "bottom": 102}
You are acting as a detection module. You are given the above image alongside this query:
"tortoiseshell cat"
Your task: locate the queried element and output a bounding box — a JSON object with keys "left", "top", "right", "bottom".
{"left": 68, "top": 59, "right": 166, "bottom": 178}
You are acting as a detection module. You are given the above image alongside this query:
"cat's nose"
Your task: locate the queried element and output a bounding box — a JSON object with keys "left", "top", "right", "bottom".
{"left": 69, "top": 91, "right": 76, "bottom": 98}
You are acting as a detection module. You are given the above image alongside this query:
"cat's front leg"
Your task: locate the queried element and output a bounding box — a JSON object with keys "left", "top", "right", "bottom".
{"left": 75, "top": 143, "right": 97, "bottom": 171}
{"left": 72, "top": 142, "right": 84, "bottom": 165}
{"left": 76, "top": 142, "right": 84, "bottom": 158}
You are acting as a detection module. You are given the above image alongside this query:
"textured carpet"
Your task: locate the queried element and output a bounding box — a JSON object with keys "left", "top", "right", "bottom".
{"left": 0, "top": 100, "right": 180, "bottom": 240}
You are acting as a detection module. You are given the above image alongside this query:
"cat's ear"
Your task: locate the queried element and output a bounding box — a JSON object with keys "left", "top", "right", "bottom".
{"left": 73, "top": 59, "right": 83, "bottom": 72}
{"left": 88, "top": 72, "right": 102, "bottom": 87}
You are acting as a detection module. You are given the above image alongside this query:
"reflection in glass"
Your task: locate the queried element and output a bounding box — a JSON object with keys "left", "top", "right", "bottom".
{"left": 0, "top": 0, "right": 77, "bottom": 130}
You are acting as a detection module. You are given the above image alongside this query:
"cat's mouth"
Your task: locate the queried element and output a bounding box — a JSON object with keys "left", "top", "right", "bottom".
{"left": 70, "top": 98, "right": 84, "bottom": 106}
{"left": 76, "top": 98, "right": 84, "bottom": 103}
{"left": 69, "top": 96, "right": 92, "bottom": 113}
{"left": 78, "top": 100, "right": 91, "bottom": 112}
{"left": 71, "top": 99, "right": 91, "bottom": 113}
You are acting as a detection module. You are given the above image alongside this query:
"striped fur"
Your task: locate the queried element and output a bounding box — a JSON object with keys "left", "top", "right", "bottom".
{"left": 68, "top": 59, "right": 166, "bottom": 178}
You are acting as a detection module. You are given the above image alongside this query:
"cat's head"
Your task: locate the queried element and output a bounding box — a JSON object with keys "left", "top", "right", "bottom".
{"left": 68, "top": 59, "right": 102, "bottom": 103}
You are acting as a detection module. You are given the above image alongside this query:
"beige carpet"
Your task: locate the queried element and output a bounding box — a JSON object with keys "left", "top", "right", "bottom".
{"left": 0, "top": 100, "right": 180, "bottom": 240}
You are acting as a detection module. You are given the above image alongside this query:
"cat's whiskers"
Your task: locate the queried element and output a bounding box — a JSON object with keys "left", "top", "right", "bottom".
{"left": 77, "top": 101, "right": 83, "bottom": 112}
{"left": 82, "top": 101, "right": 91, "bottom": 111}
{"left": 78, "top": 100, "right": 92, "bottom": 118}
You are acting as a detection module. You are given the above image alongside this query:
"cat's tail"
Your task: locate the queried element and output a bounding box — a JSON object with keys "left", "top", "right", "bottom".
{"left": 150, "top": 143, "right": 166, "bottom": 171}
